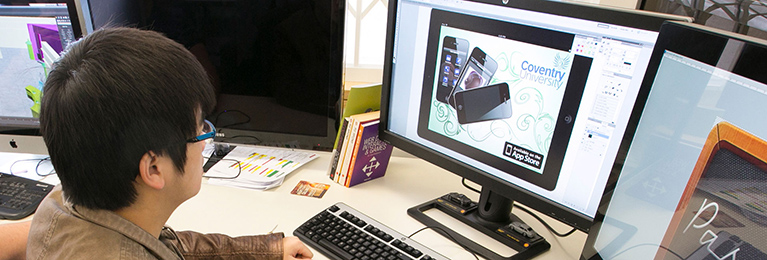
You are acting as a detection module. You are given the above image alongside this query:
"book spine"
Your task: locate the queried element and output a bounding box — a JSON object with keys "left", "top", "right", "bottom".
{"left": 333, "top": 117, "right": 350, "bottom": 182}
{"left": 344, "top": 122, "right": 368, "bottom": 187}
{"left": 336, "top": 117, "right": 358, "bottom": 183}
{"left": 328, "top": 118, "right": 350, "bottom": 180}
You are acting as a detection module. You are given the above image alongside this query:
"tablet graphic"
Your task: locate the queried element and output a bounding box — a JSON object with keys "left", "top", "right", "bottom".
{"left": 416, "top": 9, "right": 590, "bottom": 190}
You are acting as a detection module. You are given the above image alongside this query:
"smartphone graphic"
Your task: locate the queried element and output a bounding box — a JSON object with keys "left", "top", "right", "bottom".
{"left": 454, "top": 82, "right": 511, "bottom": 124}
{"left": 449, "top": 47, "right": 498, "bottom": 108}
{"left": 435, "top": 36, "right": 469, "bottom": 104}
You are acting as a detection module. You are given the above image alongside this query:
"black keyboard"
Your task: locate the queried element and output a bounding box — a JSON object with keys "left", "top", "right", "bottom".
{"left": 0, "top": 173, "right": 53, "bottom": 220}
{"left": 295, "top": 202, "right": 449, "bottom": 260}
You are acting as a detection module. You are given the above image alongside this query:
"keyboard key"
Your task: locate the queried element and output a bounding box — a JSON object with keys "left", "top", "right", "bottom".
{"left": 319, "top": 239, "right": 354, "bottom": 260}
{"left": 410, "top": 249, "right": 423, "bottom": 258}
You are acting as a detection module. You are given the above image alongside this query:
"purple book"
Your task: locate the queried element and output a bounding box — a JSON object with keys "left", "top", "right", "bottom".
{"left": 346, "top": 120, "right": 393, "bottom": 187}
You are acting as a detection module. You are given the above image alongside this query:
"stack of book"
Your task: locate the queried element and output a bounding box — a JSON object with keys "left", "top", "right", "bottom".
{"left": 328, "top": 111, "right": 393, "bottom": 187}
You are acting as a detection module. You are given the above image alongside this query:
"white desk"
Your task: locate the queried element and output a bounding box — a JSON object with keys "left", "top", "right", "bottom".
{"left": 1, "top": 148, "right": 587, "bottom": 259}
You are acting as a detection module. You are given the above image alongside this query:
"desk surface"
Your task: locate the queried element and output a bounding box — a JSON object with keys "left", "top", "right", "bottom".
{"left": 1, "top": 148, "right": 587, "bottom": 259}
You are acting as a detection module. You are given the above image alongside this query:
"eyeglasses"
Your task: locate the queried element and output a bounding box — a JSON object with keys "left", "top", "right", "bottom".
{"left": 187, "top": 119, "right": 216, "bottom": 144}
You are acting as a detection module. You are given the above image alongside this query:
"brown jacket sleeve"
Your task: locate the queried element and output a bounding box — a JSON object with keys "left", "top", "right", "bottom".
{"left": 173, "top": 230, "right": 284, "bottom": 260}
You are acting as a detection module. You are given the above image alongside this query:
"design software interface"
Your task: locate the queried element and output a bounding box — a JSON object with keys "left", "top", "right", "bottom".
{"left": 0, "top": 3, "right": 77, "bottom": 130}
{"left": 386, "top": 0, "right": 666, "bottom": 218}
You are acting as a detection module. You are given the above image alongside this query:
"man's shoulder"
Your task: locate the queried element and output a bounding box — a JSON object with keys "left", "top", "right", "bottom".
{"left": 27, "top": 213, "right": 158, "bottom": 259}
{"left": 26, "top": 187, "right": 173, "bottom": 260}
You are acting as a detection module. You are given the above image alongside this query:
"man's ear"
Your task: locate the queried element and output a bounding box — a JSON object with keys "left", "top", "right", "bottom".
{"left": 138, "top": 151, "right": 166, "bottom": 190}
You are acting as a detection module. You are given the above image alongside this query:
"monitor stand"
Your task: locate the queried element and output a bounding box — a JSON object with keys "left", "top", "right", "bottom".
{"left": 408, "top": 189, "right": 550, "bottom": 260}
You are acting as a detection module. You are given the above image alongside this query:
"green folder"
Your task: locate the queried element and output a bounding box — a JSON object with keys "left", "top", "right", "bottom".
{"left": 334, "top": 83, "right": 381, "bottom": 149}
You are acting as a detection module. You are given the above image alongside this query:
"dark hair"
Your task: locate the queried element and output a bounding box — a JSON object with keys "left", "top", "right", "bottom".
{"left": 40, "top": 27, "right": 215, "bottom": 210}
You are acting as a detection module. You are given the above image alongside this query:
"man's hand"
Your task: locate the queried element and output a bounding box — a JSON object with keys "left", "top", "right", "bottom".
{"left": 0, "top": 220, "right": 31, "bottom": 260}
{"left": 283, "top": 236, "right": 313, "bottom": 259}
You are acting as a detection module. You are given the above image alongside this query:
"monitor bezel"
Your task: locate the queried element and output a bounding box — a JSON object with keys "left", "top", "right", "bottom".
{"left": 0, "top": 0, "right": 82, "bottom": 37}
{"left": 379, "top": 0, "right": 692, "bottom": 232}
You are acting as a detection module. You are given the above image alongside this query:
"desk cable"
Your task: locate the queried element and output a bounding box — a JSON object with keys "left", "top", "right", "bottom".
{"left": 211, "top": 109, "right": 251, "bottom": 129}
{"left": 202, "top": 158, "right": 242, "bottom": 179}
{"left": 9, "top": 157, "right": 56, "bottom": 177}
{"left": 407, "top": 226, "right": 480, "bottom": 260}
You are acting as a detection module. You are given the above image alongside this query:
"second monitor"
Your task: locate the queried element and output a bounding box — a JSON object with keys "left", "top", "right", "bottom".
{"left": 380, "top": 0, "right": 691, "bottom": 258}
{"left": 77, "top": 0, "right": 345, "bottom": 151}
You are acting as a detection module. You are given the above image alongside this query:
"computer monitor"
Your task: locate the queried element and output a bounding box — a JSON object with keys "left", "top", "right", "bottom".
{"left": 580, "top": 21, "right": 767, "bottom": 260}
{"left": 379, "top": 0, "right": 690, "bottom": 258}
{"left": 75, "top": 0, "right": 345, "bottom": 151}
{"left": 0, "top": 0, "right": 82, "bottom": 155}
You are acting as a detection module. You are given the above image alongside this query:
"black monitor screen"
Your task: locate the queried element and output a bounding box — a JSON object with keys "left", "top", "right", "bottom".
{"left": 380, "top": 0, "right": 690, "bottom": 250}
{"left": 80, "top": 0, "right": 345, "bottom": 150}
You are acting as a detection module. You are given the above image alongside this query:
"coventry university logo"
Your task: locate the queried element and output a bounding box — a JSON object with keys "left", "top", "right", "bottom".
{"left": 519, "top": 53, "right": 570, "bottom": 90}
{"left": 553, "top": 53, "right": 571, "bottom": 71}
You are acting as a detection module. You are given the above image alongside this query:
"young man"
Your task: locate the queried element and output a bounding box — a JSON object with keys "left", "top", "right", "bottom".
{"left": 28, "top": 27, "right": 313, "bottom": 259}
